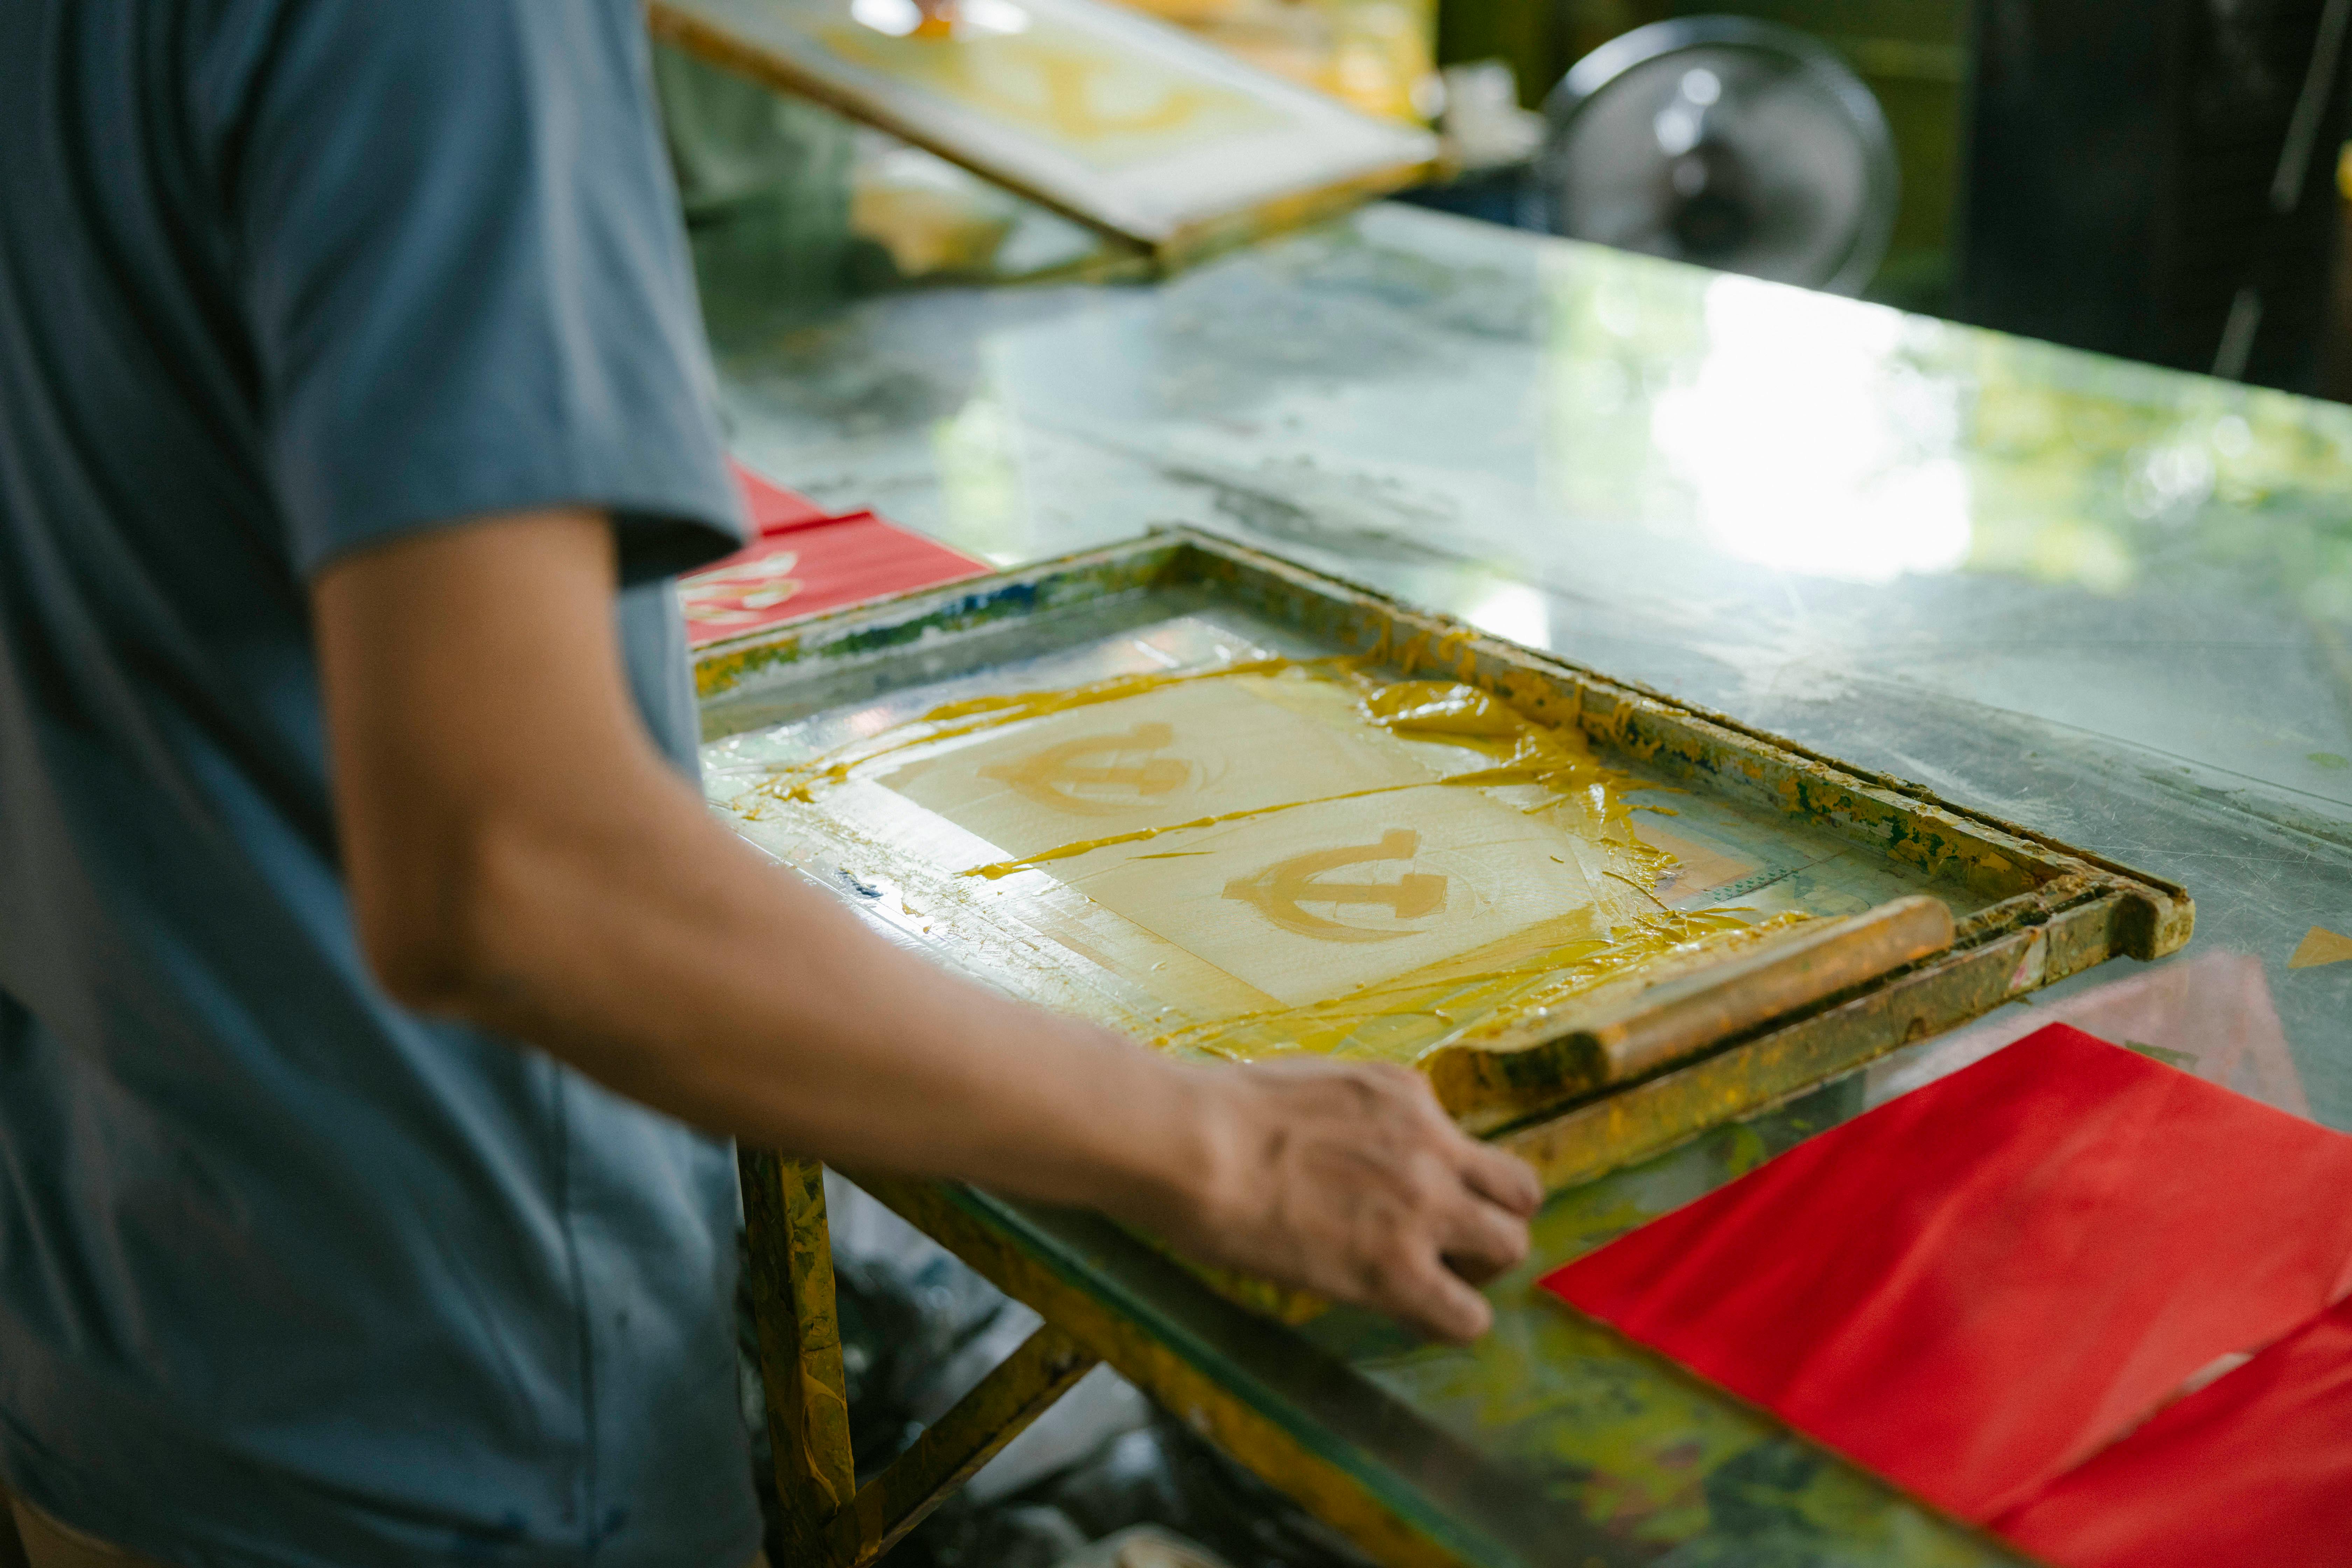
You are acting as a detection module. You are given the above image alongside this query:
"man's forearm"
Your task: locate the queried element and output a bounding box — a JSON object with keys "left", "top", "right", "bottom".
{"left": 316, "top": 508, "right": 1539, "bottom": 1341}
{"left": 317, "top": 508, "right": 1201, "bottom": 1209}
{"left": 429, "top": 750, "right": 1218, "bottom": 1216}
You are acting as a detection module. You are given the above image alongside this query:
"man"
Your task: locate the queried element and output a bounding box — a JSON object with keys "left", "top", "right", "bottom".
{"left": 0, "top": 5, "right": 1539, "bottom": 1564}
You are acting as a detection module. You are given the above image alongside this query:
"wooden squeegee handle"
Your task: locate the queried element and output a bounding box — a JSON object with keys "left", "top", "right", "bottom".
{"left": 1589, "top": 894, "right": 1957, "bottom": 1082}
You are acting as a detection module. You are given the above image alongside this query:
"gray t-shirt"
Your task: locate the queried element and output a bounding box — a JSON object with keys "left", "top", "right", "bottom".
{"left": 0, "top": 4, "right": 759, "bottom": 1564}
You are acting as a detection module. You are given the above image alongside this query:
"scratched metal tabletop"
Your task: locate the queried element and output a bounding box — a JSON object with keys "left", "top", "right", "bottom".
{"left": 695, "top": 200, "right": 2352, "bottom": 1564}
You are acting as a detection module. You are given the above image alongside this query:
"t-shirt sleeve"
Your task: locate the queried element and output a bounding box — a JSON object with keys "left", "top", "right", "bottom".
{"left": 229, "top": 0, "right": 745, "bottom": 583}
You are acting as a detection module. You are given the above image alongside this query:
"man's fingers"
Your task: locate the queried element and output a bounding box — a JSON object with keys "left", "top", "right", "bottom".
{"left": 1436, "top": 1189, "right": 1532, "bottom": 1284}
{"left": 1204, "top": 1056, "right": 1547, "bottom": 1343}
{"left": 1365, "top": 1060, "right": 1541, "bottom": 1219}
{"left": 1458, "top": 1138, "right": 1543, "bottom": 1218}
{"left": 1381, "top": 1257, "right": 1494, "bottom": 1344}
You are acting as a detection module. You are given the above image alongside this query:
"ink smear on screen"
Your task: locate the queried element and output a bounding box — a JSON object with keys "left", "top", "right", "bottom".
{"left": 736, "top": 659, "right": 1809, "bottom": 1068}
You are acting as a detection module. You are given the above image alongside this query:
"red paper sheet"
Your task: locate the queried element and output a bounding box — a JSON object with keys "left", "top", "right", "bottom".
{"left": 684, "top": 463, "right": 987, "bottom": 646}
{"left": 1539, "top": 1024, "right": 2352, "bottom": 1524}
{"left": 732, "top": 461, "right": 832, "bottom": 532}
{"left": 1993, "top": 1296, "right": 2352, "bottom": 1568}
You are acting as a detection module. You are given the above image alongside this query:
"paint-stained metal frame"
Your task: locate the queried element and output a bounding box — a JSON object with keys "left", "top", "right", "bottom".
{"left": 740, "top": 1153, "right": 1103, "bottom": 1567}
{"left": 739, "top": 1156, "right": 1659, "bottom": 1568}
{"left": 703, "top": 528, "right": 2181, "bottom": 1566}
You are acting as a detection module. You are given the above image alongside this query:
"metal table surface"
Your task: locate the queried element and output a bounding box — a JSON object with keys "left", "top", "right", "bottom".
{"left": 695, "top": 202, "right": 2352, "bottom": 1565}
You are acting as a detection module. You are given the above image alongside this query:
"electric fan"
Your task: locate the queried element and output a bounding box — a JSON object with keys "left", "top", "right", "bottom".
{"left": 1538, "top": 17, "right": 1899, "bottom": 295}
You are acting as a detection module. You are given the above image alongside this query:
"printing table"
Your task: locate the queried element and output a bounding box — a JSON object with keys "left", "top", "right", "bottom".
{"left": 694, "top": 201, "right": 2352, "bottom": 1566}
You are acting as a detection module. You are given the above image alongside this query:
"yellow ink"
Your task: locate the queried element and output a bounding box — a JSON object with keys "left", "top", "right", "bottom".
{"left": 977, "top": 720, "right": 1190, "bottom": 815}
{"left": 738, "top": 659, "right": 1808, "bottom": 1070}
{"left": 2289, "top": 925, "right": 2352, "bottom": 969}
{"left": 1222, "top": 828, "right": 1449, "bottom": 943}
{"left": 817, "top": 22, "right": 1283, "bottom": 170}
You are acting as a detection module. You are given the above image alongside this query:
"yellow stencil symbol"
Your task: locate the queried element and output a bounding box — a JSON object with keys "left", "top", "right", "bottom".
{"left": 819, "top": 23, "right": 1269, "bottom": 161}
{"left": 968, "top": 47, "right": 1213, "bottom": 141}
{"left": 980, "top": 721, "right": 1189, "bottom": 814}
{"left": 1222, "top": 829, "right": 1449, "bottom": 943}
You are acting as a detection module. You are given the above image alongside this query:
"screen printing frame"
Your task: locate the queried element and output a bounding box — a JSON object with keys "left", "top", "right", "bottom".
{"left": 647, "top": 0, "right": 1438, "bottom": 269}
{"left": 699, "top": 528, "right": 2185, "bottom": 1567}
{"left": 699, "top": 525, "right": 2192, "bottom": 1164}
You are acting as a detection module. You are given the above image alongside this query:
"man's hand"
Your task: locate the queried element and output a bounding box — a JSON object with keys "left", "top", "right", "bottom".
{"left": 1154, "top": 1059, "right": 1541, "bottom": 1341}
{"left": 313, "top": 509, "right": 1537, "bottom": 1342}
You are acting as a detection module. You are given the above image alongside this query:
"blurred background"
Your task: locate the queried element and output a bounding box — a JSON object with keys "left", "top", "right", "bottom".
{"left": 663, "top": 0, "right": 2352, "bottom": 399}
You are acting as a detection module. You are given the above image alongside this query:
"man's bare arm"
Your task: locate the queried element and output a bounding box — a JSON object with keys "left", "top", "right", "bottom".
{"left": 312, "top": 509, "right": 1538, "bottom": 1341}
